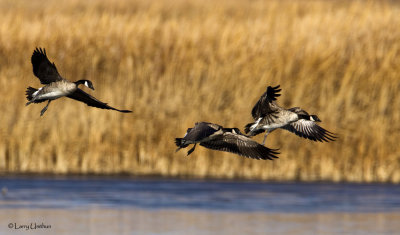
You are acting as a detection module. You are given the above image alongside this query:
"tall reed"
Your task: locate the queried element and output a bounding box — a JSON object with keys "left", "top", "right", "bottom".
{"left": 0, "top": 0, "right": 399, "bottom": 182}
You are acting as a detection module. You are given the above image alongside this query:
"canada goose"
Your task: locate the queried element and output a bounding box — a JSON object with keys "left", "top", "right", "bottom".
{"left": 175, "top": 122, "right": 279, "bottom": 160}
{"left": 26, "top": 48, "right": 132, "bottom": 116}
{"left": 244, "top": 85, "right": 336, "bottom": 144}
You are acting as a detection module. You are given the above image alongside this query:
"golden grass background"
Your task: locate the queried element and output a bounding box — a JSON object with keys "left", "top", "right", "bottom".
{"left": 0, "top": 0, "right": 399, "bottom": 182}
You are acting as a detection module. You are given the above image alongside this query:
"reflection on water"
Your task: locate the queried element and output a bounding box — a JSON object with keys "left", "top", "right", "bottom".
{"left": 0, "top": 176, "right": 400, "bottom": 234}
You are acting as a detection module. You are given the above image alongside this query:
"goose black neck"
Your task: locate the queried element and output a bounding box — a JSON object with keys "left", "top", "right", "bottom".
{"left": 223, "top": 128, "right": 243, "bottom": 135}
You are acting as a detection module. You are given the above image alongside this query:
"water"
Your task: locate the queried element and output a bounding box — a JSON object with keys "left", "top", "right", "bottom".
{"left": 1, "top": 176, "right": 400, "bottom": 213}
{"left": 0, "top": 176, "right": 399, "bottom": 234}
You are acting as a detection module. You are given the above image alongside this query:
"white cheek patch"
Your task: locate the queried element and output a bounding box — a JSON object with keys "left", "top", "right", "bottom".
{"left": 84, "top": 81, "right": 89, "bottom": 88}
{"left": 310, "top": 116, "right": 315, "bottom": 122}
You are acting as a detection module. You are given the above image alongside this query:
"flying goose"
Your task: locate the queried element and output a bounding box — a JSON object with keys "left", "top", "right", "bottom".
{"left": 175, "top": 122, "right": 279, "bottom": 160}
{"left": 26, "top": 48, "right": 132, "bottom": 116}
{"left": 244, "top": 85, "right": 336, "bottom": 144}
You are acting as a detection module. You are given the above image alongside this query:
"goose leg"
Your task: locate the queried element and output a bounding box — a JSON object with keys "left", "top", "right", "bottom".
{"left": 187, "top": 144, "right": 197, "bottom": 156}
{"left": 26, "top": 98, "right": 36, "bottom": 106}
{"left": 40, "top": 100, "right": 51, "bottom": 116}
{"left": 262, "top": 131, "right": 271, "bottom": 145}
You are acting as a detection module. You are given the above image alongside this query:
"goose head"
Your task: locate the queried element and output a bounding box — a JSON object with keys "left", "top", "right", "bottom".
{"left": 75, "top": 80, "right": 95, "bottom": 90}
{"left": 310, "top": 115, "right": 321, "bottom": 122}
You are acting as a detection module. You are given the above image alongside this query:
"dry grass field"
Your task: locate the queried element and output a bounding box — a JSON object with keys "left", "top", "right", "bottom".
{"left": 0, "top": 0, "right": 399, "bottom": 182}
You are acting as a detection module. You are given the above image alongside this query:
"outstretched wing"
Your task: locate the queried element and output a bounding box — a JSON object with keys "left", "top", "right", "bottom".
{"left": 31, "top": 48, "right": 63, "bottom": 84}
{"left": 200, "top": 132, "right": 279, "bottom": 160}
{"left": 251, "top": 85, "right": 281, "bottom": 120}
{"left": 183, "top": 122, "right": 221, "bottom": 142}
{"left": 67, "top": 89, "right": 132, "bottom": 113}
{"left": 282, "top": 119, "right": 337, "bottom": 142}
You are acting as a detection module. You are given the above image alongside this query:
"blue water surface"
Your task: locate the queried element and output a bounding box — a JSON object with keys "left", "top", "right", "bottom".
{"left": 0, "top": 176, "right": 399, "bottom": 213}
